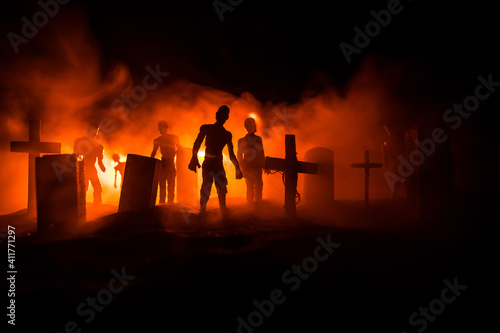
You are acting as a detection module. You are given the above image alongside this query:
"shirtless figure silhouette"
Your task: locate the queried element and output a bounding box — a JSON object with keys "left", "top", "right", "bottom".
{"left": 151, "top": 120, "right": 182, "bottom": 204}
{"left": 189, "top": 105, "right": 242, "bottom": 213}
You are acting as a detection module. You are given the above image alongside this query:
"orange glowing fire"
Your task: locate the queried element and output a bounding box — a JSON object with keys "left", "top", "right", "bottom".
{"left": 0, "top": 11, "right": 395, "bottom": 215}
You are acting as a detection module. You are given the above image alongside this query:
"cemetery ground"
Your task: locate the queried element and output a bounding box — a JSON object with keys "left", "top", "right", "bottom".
{"left": 1, "top": 191, "right": 496, "bottom": 333}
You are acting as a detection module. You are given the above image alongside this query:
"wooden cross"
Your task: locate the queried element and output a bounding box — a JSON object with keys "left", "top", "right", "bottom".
{"left": 351, "top": 150, "right": 382, "bottom": 207}
{"left": 264, "top": 134, "right": 318, "bottom": 218}
{"left": 10, "top": 120, "right": 61, "bottom": 214}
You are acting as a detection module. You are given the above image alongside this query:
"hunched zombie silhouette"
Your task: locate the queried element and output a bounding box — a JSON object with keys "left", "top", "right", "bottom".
{"left": 189, "top": 105, "right": 242, "bottom": 214}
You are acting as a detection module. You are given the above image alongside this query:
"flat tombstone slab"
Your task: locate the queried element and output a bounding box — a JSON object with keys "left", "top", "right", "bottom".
{"left": 119, "top": 154, "right": 161, "bottom": 212}
{"left": 176, "top": 147, "right": 198, "bottom": 205}
{"left": 405, "top": 122, "right": 453, "bottom": 220}
{"left": 304, "top": 147, "right": 334, "bottom": 210}
{"left": 36, "top": 154, "right": 85, "bottom": 232}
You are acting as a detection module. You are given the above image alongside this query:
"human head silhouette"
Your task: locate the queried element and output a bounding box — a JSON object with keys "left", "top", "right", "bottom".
{"left": 112, "top": 153, "right": 121, "bottom": 163}
{"left": 216, "top": 105, "right": 230, "bottom": 124}
{"left": 158, "top": 120, "right": 168, "bottom": 135}
{"left": 244, "top": 118, "right": 256, "bottom": 134}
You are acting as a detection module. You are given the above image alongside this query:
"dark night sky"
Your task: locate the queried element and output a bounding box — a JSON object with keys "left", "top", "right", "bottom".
{"left": 2, "top": 0, "right": 499, "bottom": 100}
{"left": 1, "top": 0, "right": 499, "bottom": 155}
{"left": 89, "top": 0, "right": 498, "bottom": 104}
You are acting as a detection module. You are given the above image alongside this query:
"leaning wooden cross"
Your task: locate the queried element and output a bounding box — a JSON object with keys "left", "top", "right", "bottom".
{"left": 10, "top": 120, "right": 61, "bottom": 214}
{"left": 264, "top": 134, "right": 318, "bottom": 218}
{"left": 351, "top": 150, "right": 382, "bottom": 207}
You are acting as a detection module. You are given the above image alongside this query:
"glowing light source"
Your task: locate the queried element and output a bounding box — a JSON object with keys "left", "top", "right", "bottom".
{"left": 247, "top": 112, "right": 261, "bottom": 127}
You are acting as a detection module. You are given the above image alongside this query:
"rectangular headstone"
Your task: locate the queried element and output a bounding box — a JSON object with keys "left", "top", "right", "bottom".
{"left": 304, "top": 147, "right": 334, "bottom": 210}
{"left": 36, "top": 154, "right": 85, "bottom": 232}
{"left": 118, "top": 154, "right": 161, "bottom": 212}
{"left": 405, "top": 122, "right": 453, "bottom": 220}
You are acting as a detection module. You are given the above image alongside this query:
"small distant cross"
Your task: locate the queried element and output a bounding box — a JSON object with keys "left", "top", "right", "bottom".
{"left": 351, "top": 150, "right": 382, "bottom": 207}
{"left": 10, "top": 120, "right": 61, "bottom": 214}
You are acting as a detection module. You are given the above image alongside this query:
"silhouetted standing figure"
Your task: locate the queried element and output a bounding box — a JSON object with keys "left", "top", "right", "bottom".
{"left": 112, "top": 154, "right": 126, "bottom": 189}
{"left": 73, "top": 123, "right": 106, "bottom": 205}
{"left": 151, "top": 120, "right": 182, "bottom": 204}
{"left": 189, "top": 105, "right": 243, "bottom": 214}
{"left": 238, "top": 118, "right": 265, "bottom": 205}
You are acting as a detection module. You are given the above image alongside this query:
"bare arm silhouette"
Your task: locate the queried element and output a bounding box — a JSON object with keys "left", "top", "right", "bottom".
{"left": 258, "top": 137, "right": 265, "bottom": 169}
{"left": 98, "top": 146, "right": 106, "bottom": 172}
{"left": 189, "top": 127, "right": 205, "bottom": 172}
{"left": 151, "top": 139, "right": 159, "bottom": 158}
{"left": 175, "top": 135, "right": 183, "bottom": 160}
{"left": 236, "top": 138, "right": 244, "bottom": 167}
{"left": 228, "top": 137, "right": 242, "bottom": 179}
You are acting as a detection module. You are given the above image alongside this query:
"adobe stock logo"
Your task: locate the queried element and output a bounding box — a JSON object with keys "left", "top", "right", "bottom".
{"left": 339, "top": 0, "right": 408, "bottom": 64}
{"left": 50, "top": 267, "right": 136, "bottom": 333}
{"left": 226, "top": 234, "right": 340, "bottom": 333}
{"left": 400, "top": 277, "right": 467, "bottom": 333}
{"left": 384, "top": 73, "right": 499, "bottom": 192}
{"left": 7, "top": 0, "right": 71, "bottom": 54}
{"left": 213, "top": 0, "right": 243, "bottom": 22}
{"left": 110, "top": 64, "right": 170, "bottom": 120}
{"left": 260, "top": 106, "right": 296, "bottom": 141}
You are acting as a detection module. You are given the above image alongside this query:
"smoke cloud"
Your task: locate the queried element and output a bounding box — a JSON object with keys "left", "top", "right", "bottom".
{"left": 0, "top": 8, "right": 421, "bottom": 216}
